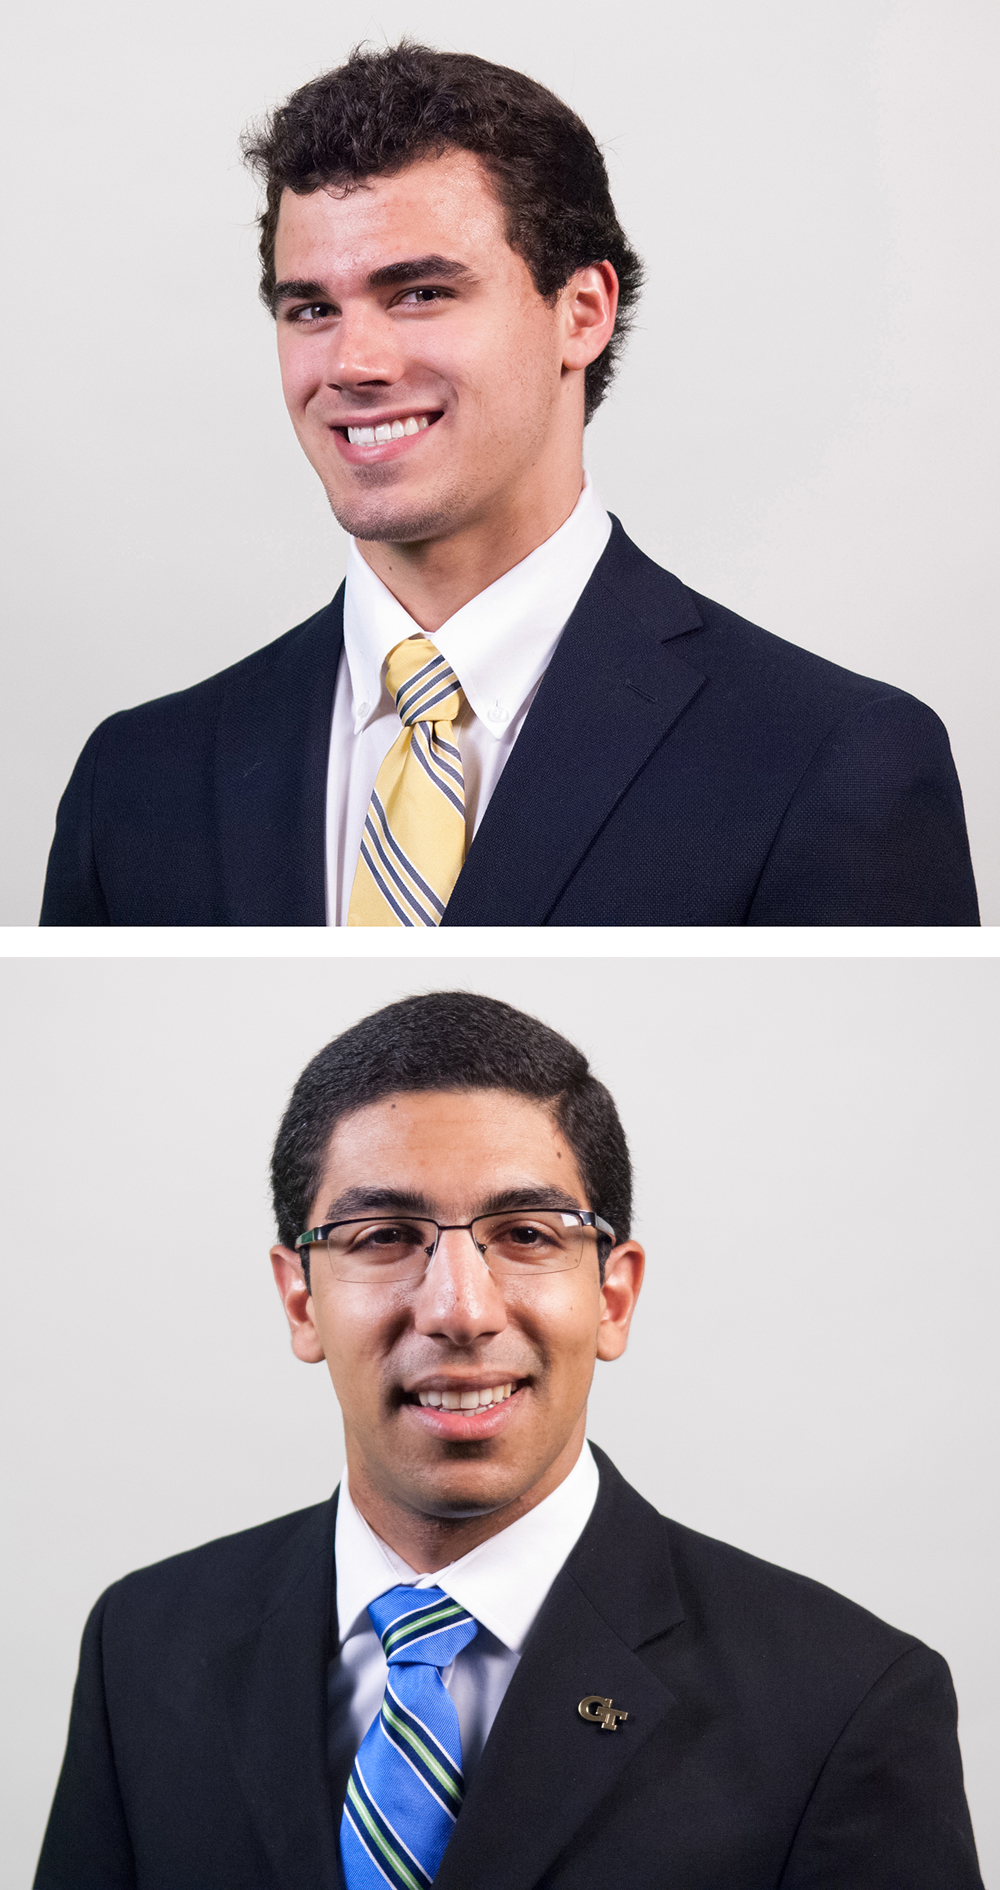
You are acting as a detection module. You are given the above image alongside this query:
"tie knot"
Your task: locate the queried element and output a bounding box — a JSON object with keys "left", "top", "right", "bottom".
{"left": 385, "top": 638, "right": 463, "bottom": 727}
{"left": 368, "top": 1585, "right": 478, "bottom": 1669}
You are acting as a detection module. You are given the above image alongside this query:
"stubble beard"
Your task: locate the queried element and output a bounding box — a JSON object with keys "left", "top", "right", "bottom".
{"left": 323, "top": 460, "right": 471, "bottom": 546}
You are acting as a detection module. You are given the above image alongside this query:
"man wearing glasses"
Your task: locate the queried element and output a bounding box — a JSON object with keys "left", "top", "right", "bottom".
{"left": 35, "top": 993, "right": 982, "bottom": 1887}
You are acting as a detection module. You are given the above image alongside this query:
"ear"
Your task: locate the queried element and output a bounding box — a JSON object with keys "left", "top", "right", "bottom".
{"left": 596, "top": 1240, "right": 645, "bottom": 1361}
{"left": 559, "top": 260, "right": 619, "bottom": 373}
{"left": 270, "top": 1245, "right": 327, "bottom": 1364}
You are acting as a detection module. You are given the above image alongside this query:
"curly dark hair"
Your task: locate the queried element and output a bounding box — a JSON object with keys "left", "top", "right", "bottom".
{"left": 241, "top": 41, "right": 643, "bottom": 422}
{"left": 270, "top": 990, "right": 632, "bottom": 1281}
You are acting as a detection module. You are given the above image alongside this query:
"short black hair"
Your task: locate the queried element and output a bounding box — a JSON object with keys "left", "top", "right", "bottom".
{"left": 241, "top": 41, "right": 643, "bottom": 423}
{"left": 270, "top": 991, "right": 632, "bottom": 1276}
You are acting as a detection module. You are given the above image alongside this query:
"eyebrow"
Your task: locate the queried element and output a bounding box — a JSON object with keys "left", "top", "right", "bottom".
{"left": 270, "top": 255, "right": 473, "bottom": 315}
{"left": 366, "top": 254, "right": 473, "bottom": 290}
{"left": 270, "top": 277, "right": 331, "bottom": 312}
{"left": 320, "top": 1188, "right": 432, "bottom": 1221}
{"left": 477, "top": 1187, "right": 584, "bottom": 1216}
{"left": 317, "top": 1184, "right": 584, "bottom": 1223}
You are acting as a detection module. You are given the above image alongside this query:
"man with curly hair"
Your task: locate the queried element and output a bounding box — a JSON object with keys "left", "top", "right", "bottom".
{"left": 41, "top": 45, "right": 978, "bottom": 925}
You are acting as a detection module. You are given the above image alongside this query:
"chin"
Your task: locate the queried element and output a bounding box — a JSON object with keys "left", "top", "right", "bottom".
{"left": 411, "top": 1463, "right": 520, "bottom": 1517}
{"left": 324, "top": 473, "right": 471, "bottom": 546}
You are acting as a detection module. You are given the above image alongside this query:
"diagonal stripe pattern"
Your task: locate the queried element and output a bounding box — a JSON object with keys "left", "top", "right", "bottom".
{"left": 347, "top": 637, "right": 467, "bottom": 928}
{"left": 340, "top": 1585, "right": 479, "bottom": 1890}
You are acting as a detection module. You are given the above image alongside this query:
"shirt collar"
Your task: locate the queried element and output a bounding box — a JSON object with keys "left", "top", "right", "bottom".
{"left": 335, "top": 1441, "right": 599, "bottom": 1654}
{"left": 341, "top": 474, "right": 612, "bottom": 739}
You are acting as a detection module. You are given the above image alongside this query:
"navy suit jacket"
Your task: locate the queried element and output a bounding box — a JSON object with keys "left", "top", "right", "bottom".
{"left": 40, "top": 522, "right": 979, "bottom": 925}
{"left": 34, "top": 1448, "right": 982, "bottom": 1888}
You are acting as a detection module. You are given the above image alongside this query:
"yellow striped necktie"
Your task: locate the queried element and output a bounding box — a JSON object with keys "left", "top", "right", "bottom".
{"left": 347, "top": 636, "right": 467, "bottom": 927}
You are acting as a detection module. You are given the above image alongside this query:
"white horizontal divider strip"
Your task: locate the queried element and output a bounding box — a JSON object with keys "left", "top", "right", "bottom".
{"left": 2, "top": 927, "right": 998, "bottom": 960}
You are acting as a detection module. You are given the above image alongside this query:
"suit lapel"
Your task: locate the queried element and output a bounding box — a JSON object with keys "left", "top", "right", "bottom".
{"left": 434, "top": 1450, "right": 684, "bottom": 1890}
{"left": 207, "top": 1458, "right": 681, "bottom": 1890}
{"left": 213, "top": 590, "right": 345, "bottom": 924}
{"left": 204, "top": 525, "right": 702, "bottom": 926}
{"left": 207, "top": 527, "right": 701, "bottom": 926}
{"left": 214, "top": 1494, "right": 341, "bottom": 1888}
{"left": 443, "top": 523, "right": 706, "bottom": 925}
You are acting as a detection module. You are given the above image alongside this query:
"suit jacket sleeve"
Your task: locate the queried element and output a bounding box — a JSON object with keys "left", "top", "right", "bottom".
{"left": 779, "top": 1643, "right": 983, "bottom": 1888}
{"left": 747, "top": 693, "right": 979, "bottom": 924}
{"left": 33, "top": 1593, "right": 137, "bottom": 1889}
{"left": 39, "top": 722, "right": 115, "bottom": 926}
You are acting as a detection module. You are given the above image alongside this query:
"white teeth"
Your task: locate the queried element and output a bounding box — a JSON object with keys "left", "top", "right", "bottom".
{"left": 417, "top": 1383, "right": 516, "bottom": 1410}
{"left": 347, "top": 415, "right": 433, "bottom": 445}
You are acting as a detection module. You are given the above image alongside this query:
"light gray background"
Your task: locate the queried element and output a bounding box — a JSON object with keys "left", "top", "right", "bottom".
{"left": 1, "top": 955, "right": 997, "bottom": 1881}
{"left": 2, "top": 0, "right": 998, "bottom": 922}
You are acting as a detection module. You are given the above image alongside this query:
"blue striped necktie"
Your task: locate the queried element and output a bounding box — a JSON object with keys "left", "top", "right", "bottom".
{"left": 340, "top": 1585, "right": 479, "bottom": 1890}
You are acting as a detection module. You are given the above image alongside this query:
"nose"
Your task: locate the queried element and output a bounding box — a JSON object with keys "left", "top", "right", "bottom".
{"left": 324, "top": 301, "right": 405, "bottom": 394}
{"left": 411, "top": 1228, "right": 509, "bottom": 1347}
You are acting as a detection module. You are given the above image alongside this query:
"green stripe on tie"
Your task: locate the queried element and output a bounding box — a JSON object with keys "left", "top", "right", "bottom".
{"left": 346, "top": 1776, "right": 423, "bottom": 1890}
{"left": 383, "top": 1600, "right": 465, "bottom": 1654}
{"left": 382, "top": 1699, "right": 463, "bottom": 1805}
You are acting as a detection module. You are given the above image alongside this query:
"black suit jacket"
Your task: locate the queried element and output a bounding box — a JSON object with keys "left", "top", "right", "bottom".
{"left": 35, "top": 1448, "right": 982, "bottom": 1888}
{"left": 40, "top": 522, "right": 978, "bottom": 925}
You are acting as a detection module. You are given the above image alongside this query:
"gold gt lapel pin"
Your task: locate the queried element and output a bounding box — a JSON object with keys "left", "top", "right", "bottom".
{"left": 578, "top": 1694, "right": 629, "bottom": 1732}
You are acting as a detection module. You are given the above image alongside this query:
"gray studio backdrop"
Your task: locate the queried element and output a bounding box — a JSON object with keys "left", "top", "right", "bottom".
{"left": 0, "top": 955, "right": 997, "bottom": 1880}
{"left": 2, "top": 0, "right": 998, "bottom": 923}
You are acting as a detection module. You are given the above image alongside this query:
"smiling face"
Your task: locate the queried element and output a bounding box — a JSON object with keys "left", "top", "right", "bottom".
{"left": 270, "top": 1089, "right": 643, "bottom": 1566}
{"left": 272, "top": 148, "right": 615, "bottom": 556}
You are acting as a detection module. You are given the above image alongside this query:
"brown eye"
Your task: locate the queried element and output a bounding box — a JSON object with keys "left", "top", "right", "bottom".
{"left": 397, "top": 286, "right": 450, "bottom": 306}
{"left": 352, "top": 1223, "right": 419, "bottom": 1250}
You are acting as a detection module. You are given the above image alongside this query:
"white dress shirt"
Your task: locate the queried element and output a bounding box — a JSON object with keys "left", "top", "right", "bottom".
{"left": 327, "top": 1443, "right": 600, "bottom": 1806}
{"left": 324, "top": 475, "right": 612, "bottom": 923}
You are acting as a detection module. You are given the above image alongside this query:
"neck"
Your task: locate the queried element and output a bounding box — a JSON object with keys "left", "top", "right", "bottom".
{"left": 346, "top": 1417, "right": 587, "bottom": 1572}
{"left": 355, "top": 455, "right": 586, "bottom": 634}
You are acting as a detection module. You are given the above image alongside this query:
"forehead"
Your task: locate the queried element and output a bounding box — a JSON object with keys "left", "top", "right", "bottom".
{"left": 314, "top": 1089, "right": 584, "bottom": 1207}
{"left": 273, "top": 148, "right": 511, "bottom": 282}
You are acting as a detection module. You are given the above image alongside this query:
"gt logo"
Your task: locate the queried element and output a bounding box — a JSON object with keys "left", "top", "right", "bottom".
{"left": 578, "top": 1694, "right": 629, "bottom": 1732}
